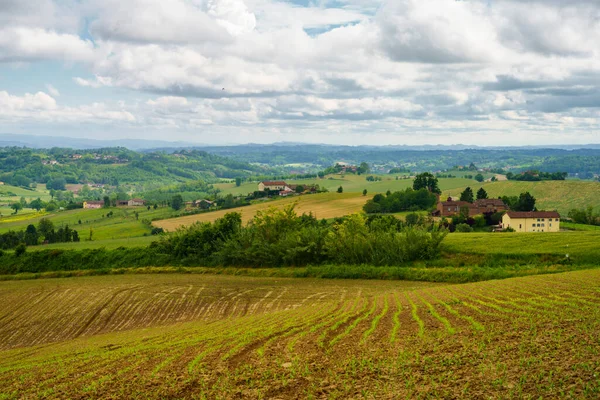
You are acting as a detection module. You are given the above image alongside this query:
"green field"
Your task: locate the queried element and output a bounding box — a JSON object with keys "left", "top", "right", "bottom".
{"left": 0, "top": 270, "right": 598, "bottom": 398}
{"left": 0, "top": 205, "right": 180, "bottom": 249}
{"left": 444, "top": 231, "right": 600, "bottom": 259}
{"left": 443, "top": 180, "right": 600, "bottom": 215}
{"left": 155, "top": 192, "right": 368, "bottom": 230}
{"left": 216, "top": 176, "right": 476, "bottom": 196}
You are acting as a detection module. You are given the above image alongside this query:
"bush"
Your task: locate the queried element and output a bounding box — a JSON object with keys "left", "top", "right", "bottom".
{"left": 455, "top": 223, "right": 473, "bottom": 233}
{"left": 14, "top": 243, "right": 27, "bottom": 257}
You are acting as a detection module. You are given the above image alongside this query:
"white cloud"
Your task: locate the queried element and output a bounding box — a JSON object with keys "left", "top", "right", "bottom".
{"left": 45, "top": 84, "right": 60, "bottom": 97}
{"left": 0, "top": 0, "right": 599, "bottom": 145}
{"left": 0, "top": 27, "right": 94, "bottom": 63}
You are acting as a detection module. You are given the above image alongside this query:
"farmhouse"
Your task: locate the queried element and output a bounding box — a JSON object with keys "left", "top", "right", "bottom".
{"left": 502, "top": 211, "right": 561, "bottom": 232}
{"left": 434, "top": 197, "right": 508, "bottom": 217}
{"left": 128, "top": 198, "right": 146, "bottom": 206}
{"left": 83, "top": 200, "right": 104, "bottom": 209}
{"left": 258, "top": 181, "right": 287, "bottom": 191}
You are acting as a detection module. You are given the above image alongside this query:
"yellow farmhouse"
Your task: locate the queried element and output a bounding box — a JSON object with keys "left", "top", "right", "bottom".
{"left": 502, "top": 211, "right": 561, "bottom": 232}
{"left": 258, "top": 181, "right": 287, "bottom": 191}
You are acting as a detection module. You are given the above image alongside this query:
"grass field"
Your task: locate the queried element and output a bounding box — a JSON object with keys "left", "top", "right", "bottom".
{"left": 154, "top": 192, "right": 368, "bottom": 231}
{"left": 216, "top": 176, "right": 476, "bottom": 196}
{"left": 444, "top": 231, "right": 600, "bottom": 258}
{"left": 443, "top": 180, "right": 600, "bottom": 215}
{"left": 0, "top": 270, "right": 598, "bottom": 398}
{"left": 0, "top": 206, "right": 180, "bottom": 246}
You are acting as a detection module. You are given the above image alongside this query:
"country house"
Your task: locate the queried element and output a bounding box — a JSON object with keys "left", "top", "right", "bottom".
{"left": 501, "top": 211, "right": 561, "bottom": 232}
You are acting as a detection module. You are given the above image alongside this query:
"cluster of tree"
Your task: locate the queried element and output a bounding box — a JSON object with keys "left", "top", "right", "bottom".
{"left": 152, "top": 206, "right": 447, "bottom": 267}
{"left": 0, "top": 218, "right": 79, "bottom": 249}
{"left": 365, "top": 175, "right": 382, "bottom": 182}
{"left": 500, "top": 192, "right": 537, "bottom": 212}
{"left": 320, "top": 162, "right": 370, "bottom": 176}
{"left": 567, "top": 207, "right": 600, "bottom": 225}
{"left": 506, "top": 170, "right": 567, "bottom": 181}
{"left": 459, "top": 187, "right": 488, "bottom": 203}
{"left": 412, "top": 172, "right": 441, "bottom": 194}
{"left": 388, "top": 167, "right": 410, "bottom": 174}
{"left": 363, "top": 188, "right": 437, "bottom": 214}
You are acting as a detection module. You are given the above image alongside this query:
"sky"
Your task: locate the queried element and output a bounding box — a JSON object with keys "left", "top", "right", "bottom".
{"left": 0, "top": 0, "right": 599, "bottom": 146}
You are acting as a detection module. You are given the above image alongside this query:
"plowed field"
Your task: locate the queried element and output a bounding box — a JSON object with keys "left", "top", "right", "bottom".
{"left": 1, "top": 271, "right": 599, "bottom": 399}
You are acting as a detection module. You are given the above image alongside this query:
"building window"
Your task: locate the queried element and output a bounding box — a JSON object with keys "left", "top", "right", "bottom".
{"left": 550, "top": 223, "right": 552, "bottom": 227}
{"left": 519, "top": 224, "right": 522, "bottom": 229}
{"left": 537, "top": 218, "right": 540, "bottom": 221}
{"left": 542, "top": 224, "right": 545, "bottom": 227}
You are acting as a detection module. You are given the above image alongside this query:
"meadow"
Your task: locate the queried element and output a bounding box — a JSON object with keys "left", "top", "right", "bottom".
{"left": 215, "top": 176, "right": 475, "bottom": 196}
{"left": 443, "top": 180, "right": 600, "bottom": 215}
{"left": 0, "top": 270, "right": 598, "bottom": 398}
{"left": 154, "top": 192, "right": 368, "bottom": 231}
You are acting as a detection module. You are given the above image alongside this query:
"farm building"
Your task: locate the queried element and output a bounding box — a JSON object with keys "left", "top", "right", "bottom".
{"left": 83, "top": 200, "right": 104, "bottom": 209}
{"left": 502, "top": 211, "right": 561, "bottom": 232}
{"left": 434, "top": 198, "right": 507, "bottom": 217}
{"left": 128, "top": 198, "right": 146, "bottom": 206}
{"left": 258, "top": 181, "right": 288, "bottom": 191}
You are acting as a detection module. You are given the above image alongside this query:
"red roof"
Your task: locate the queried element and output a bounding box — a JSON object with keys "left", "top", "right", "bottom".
{"left": 474, "top": 199, "right": 506, "bottom": 207}
{"left": 441, "top": 201, "right": 474, "bottom": 207}
{"left": 261, "top": 181, "right": 287, "bottom": 186}
{"left": 506, "top": 211, "right": 560, "bottom": 219}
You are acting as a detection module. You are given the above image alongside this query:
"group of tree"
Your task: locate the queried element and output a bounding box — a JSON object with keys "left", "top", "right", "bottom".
{"left": 152, "top": 205, "right": 447, "bottom": 267}
{"left": 459, "top": 187, "right": 488, "bottom": 203}
{"left": 0, "top": 218, "right": 79, "bottom": 250}
{"left": 366, "top": 175, "right": 382, "bottom": 182}
{"left": 567, "top": 207, "right": 600, "bottom": 226}
{"left": 506, "top": 170, "right": 567, "bottom": 181}
{"left": 363, "top": 188, "right": 437, "bottom": 214}
{"left": 500, "top": 192, "right": 537, "bottom": 212}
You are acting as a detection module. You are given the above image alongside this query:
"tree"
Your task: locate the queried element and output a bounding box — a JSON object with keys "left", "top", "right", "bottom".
{"left": 171, "top": 194, "right": 184, "bottom": 210}
{"left": 38, "top": 218, "right": 55, "bottom": 241}
{"left": 491, "top": 176, "right": 497, "bottom": 182}
{"left": 295, "top": 185, "right": 305, "bottom": 193}
{"left": 357, "top": 162, "right": 370, "bottom": 174}
{"left": 514, "top": 192, "right": 536, "bottom": 212}
{"left": 235, "top": 177, "right": 242, "bottom": 187}
{"left": 459, "top": 187, "right": 474, "bottom": 203}
{"left": 474, "top": 173, "right": 485, "bottom": 182}
{"left": 362, "top": 189, "right": 367, "bottom": 196}
{"left": 11, "top": 202, "right": 22, "bottom": 214}
{"left": 476, "top": 188, "right": 488, "bottom": 200}
{"left": 103, "top": 195, "right": 110, "bottom": 208}
{"left": 413, "top": 172, "right": 441, "bottom": 194}
{"left": 337, "top": 186, "right": 343, "bottom": 193}
{"left": 29, "top": 198, "right": 45, "bottom": 211}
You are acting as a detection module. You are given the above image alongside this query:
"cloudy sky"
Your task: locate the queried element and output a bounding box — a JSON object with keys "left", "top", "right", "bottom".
{"left": 0, "top": 0, "right": 599, "bottom": 146}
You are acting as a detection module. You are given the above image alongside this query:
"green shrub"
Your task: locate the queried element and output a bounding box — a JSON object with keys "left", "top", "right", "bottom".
{"left": 455, "top": 223, "right": 473, "bottom": 233}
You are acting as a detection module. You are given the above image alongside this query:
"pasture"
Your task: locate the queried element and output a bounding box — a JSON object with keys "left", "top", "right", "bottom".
{"left": 443, "top": 180, "right": 600, "bottom": 215}
{"left": 154, "top": 192, "right": 368, "bottom": 230}
{"left": 0, "top": 270, "right": 599, "bottom": 398}
{"left": 215, "top": 176, "right": 475, "bottom": 196}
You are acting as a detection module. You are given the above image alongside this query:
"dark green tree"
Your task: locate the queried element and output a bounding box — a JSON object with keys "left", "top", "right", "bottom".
{"left": 459, "top": 187, "right": 474, "bottom": 203}
{"left": 474, "top": 173, "right": 485, "bottom": 182}
{"left": 295, "top": 185, "right": 305, "bottom": 193}
{"left": 11, "top": 202, "right": 23, "bottom": 214}
{"left": 476, "top": 187, "right": 488, "bottom": 200}
{"left": 29, "top": 198, "right": 45, "bottom": 211}
{"left": 362, "top": 189, "right": 367, "bottom": 196}
{"left": 103, "top": 195, "right": 110, "bottom": 208}
{"left": 235, "top": 177, "right": 242, "bottom": 187}
{"left": 514, "top": 192, "right": 536, "bottom": 211}
{"left": 171, "top": 194, "right": 184, "bottom": 210}
{"left": 412, "top": 172, "right": 441, "bottom": 194}
{"left": 337, "top": 186, "right": 343, "bottom": 193}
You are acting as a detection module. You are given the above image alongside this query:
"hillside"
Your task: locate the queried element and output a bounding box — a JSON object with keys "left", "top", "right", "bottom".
{"left": 0, "top": 270, "right": 598, "bottom": 398}
{"left": 154, "top": 192, "right": 367, "bottom": 230}
{"left": 443, "top": 180, "right": 600, "bottom": 215}
{"left": 215, "top": 176, "right": 475, "bottom": 196}
{"left": 0, "top": 147, "right": 275, "bottom": 191}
